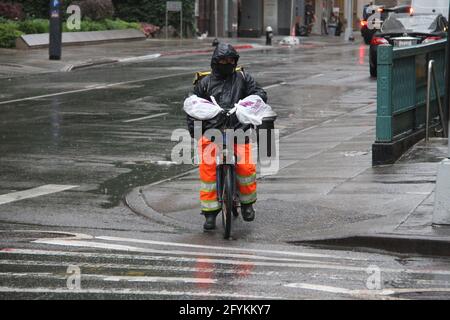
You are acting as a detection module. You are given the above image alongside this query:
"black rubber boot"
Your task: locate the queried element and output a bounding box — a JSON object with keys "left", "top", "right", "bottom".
{"left": 241, "top": 203, "right": 255, "bottom": 222}
{"left": 203, "top": 211, "right": 218, "bottom": 231}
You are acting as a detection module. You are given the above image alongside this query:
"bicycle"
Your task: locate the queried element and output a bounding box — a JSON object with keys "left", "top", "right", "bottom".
{"left": 215, "top": 107, "right": 242, "bottom": 239}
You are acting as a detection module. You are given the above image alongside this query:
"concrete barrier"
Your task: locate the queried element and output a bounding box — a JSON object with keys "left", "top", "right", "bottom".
{"left": 16, "top": 29, "right": 146, "bottom": 49}
{"left": 372, "top": 40, "right": 447, "bottom": 166}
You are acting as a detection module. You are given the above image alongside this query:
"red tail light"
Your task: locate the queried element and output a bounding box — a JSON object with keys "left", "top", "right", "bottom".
{"left": 370, "top": 37, "right": 389, "bottom": 46}
{"left": 409, "top": 7, "right": 414, "bottom": 15}
{"left": 423, "top": 36, "right": 442, "bottom": 44}
{"left": 361, "top": 20, "right": 368, "bottom": 27}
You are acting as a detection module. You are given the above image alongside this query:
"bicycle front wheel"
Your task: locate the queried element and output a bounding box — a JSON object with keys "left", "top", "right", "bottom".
{"left": 221, "top": 166, "right": 234, "bottom": 239}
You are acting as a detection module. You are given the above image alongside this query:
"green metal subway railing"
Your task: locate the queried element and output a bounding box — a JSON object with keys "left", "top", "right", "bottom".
{"left": 373, "top": 40, "right": 447, "bottom": 165}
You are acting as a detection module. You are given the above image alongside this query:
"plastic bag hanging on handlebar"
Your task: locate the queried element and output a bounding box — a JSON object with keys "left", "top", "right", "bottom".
{"left": 183, "top": 95, "right": 223, "bottom": 120}
{"left": 235, "top": 95, "right": 274, "bottom": 126}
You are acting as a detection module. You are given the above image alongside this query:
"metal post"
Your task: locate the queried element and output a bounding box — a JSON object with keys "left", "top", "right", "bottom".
{"left": 344, "top": 0, "right": 354, "bottom": 41}
{"left": 181, "top": 6, "right": 183, "bottom": 41}
{"left": 49, "top": 0, "right": 62, "bottom": 60}
{"left": 432, "top": 65, "right": 448, "bottom": 138}
{"left": 426, "top": 60, "right": 433, "bottom": 143}
{"left": 166, "top": 9, "right": 168, "bottom": 40}
{"left": 291, "top": 0, "right": 295, "bottom": 35}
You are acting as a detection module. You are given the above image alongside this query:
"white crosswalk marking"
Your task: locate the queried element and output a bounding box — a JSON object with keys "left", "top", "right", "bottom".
{"left": 0, "top": 185, "right": 78, "bottom": 205}
{"left": 1, "top": 230, "right": 450, "bottom": 300}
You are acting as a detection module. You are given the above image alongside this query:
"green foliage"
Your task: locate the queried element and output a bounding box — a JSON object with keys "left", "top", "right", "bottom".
{"left": 79, "top": 19, "right": 108, "bottom": 32}
{"left": 0, "top": 21, "right": 23, "bottom": 47}
{"left": 17, "top": 18, "right": 48, "bottom": 34}
{"left": 75, "top": 18, "right": 139, "bottom": 32}
{"left": 104, "top": 18, "right": 139, "bottom": 30}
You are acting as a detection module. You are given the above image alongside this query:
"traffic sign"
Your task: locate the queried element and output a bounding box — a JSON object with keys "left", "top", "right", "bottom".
{"left": 167, "top": 1, "right": 182, "bottom": 12}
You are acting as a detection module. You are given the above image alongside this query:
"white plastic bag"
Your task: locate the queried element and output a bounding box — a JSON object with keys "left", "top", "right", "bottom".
{"left": 235, "top": 95, "right": 274, "bottom": 126}
{"left": 183, "top": 95, "right": 223, "bottom": 120}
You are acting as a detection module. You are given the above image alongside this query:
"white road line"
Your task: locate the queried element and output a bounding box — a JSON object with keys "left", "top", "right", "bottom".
{"left": 0, "top": 185, "right": 78, "bottom": 205}
{"left": 59, "top": 112, "right": 110, "bottom": 116}
{"left": 0, "top": 272, "right": 216, "bottom": 285}
{"left": 263, "top": 82, "right": 286, "bottom": 90}
{"left": 119, "top": 54, "right": 161, "bottom": 63}
{"left": 6, "top": 247, "right": 450, "bottom": 276}
{"left": 0, "top": 260, "right": 280, "bottom": 277}
{"left": 2, "top": 247, "right": 351, "bottom": 270}
{"left": 0, "top": 271, "right": 284, "bottom": 288}
{"left": 0, "top": 72, "right": 193, "bottom": 106}
{"left": 285, "top": 283, "right": 354, "bottom": 295}
{"left": 285, "top": 283, "right": 450, "bottom": 298}
{"left": 95, "top": 235, "right": 357, "bottom": 261}
{"left": 31, "top": 239, "right": 340, "bottom": 265}
{"left": 101, "top": 275, "right": 216, "bottom": 284}
{"left": 0, "top": 287, "right": 283, "bottom": 299}
{"left": 122, "top": 112, "right": 169, "bottom": 123}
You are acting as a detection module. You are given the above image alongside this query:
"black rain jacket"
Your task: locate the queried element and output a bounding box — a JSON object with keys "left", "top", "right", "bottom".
{"left": 187, "top": 43, "right": 267, "bottom": 139}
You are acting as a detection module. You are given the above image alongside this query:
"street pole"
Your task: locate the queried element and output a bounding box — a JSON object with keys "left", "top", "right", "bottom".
{"left": 166, "top": 9, "right": 168, "bottom": 41}
{"left": 344, "top": 0, "right": 354, "bottom": 41}
{"left": 49, "top": 0, "right": 62, "bottom": 60}
{"left": 291, "top": 0, "right": 295, "bottom": 35}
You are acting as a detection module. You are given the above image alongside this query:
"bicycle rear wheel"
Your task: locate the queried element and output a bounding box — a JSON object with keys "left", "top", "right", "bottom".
{"left": 221, "top": 166, "right": 234, "bottom": 239}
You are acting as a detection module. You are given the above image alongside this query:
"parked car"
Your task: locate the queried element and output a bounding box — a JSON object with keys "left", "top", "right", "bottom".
{"left": 369, "top": 13, "right": 448, "bottom": 77}
{"left": 361, "top": 5, "right": 414, "bottom": 44}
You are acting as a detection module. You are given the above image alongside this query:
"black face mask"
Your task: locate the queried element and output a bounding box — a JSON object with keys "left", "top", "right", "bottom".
{"left": 215, "top": 64, "right": 235, "bottom": 77}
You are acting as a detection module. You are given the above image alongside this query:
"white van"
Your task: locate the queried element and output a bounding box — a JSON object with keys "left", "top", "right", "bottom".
{"left": 411, "top": 0, "right": 449, "bottom": 17}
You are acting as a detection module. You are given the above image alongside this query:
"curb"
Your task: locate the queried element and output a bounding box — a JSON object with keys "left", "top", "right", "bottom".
{"left": 65, "top": 59, "right": 119, "bottom": 71}
{"left": 291, "top": 233, "right": 450, "bottom": 257}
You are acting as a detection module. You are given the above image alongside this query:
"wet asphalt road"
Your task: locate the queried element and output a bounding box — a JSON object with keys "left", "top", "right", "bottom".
{"left": 1, "top": 41, "right": 450, "bottom": 300}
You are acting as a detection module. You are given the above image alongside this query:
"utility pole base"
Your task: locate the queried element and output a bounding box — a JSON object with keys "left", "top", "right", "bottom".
{"left": 344, "top": 28, "right": 354, "bottom": 42}
{"left": 433, "top": 159, "right": 450, "bottom": 226}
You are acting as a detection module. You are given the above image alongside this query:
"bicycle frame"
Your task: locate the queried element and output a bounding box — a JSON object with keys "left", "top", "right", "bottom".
{"left": 214, "top": 106, "right": 240, "bottom": 213}
{"left": 216, "top": 132, "right": 237, "bottom": 208}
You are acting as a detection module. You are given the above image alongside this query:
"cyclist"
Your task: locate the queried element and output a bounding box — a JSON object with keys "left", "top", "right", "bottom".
{"left": 187, "top": 43, "right": 268, "bottom": 231}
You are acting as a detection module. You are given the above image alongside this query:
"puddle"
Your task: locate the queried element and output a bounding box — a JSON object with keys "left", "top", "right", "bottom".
{"left": 291, "top": 236, "right": 450, "bottom": 258}
{"left": 95, "top": 161, "right": 193, "bottom": 208}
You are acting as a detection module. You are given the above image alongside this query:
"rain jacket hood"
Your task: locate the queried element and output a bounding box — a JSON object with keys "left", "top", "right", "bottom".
{"left": 211, "top": 43, "right": 240, "bottom": 77}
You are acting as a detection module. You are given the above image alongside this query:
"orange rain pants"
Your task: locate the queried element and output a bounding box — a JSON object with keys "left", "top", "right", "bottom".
{"left": 198, "top": 136, "right": 257, "bottom": 213}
